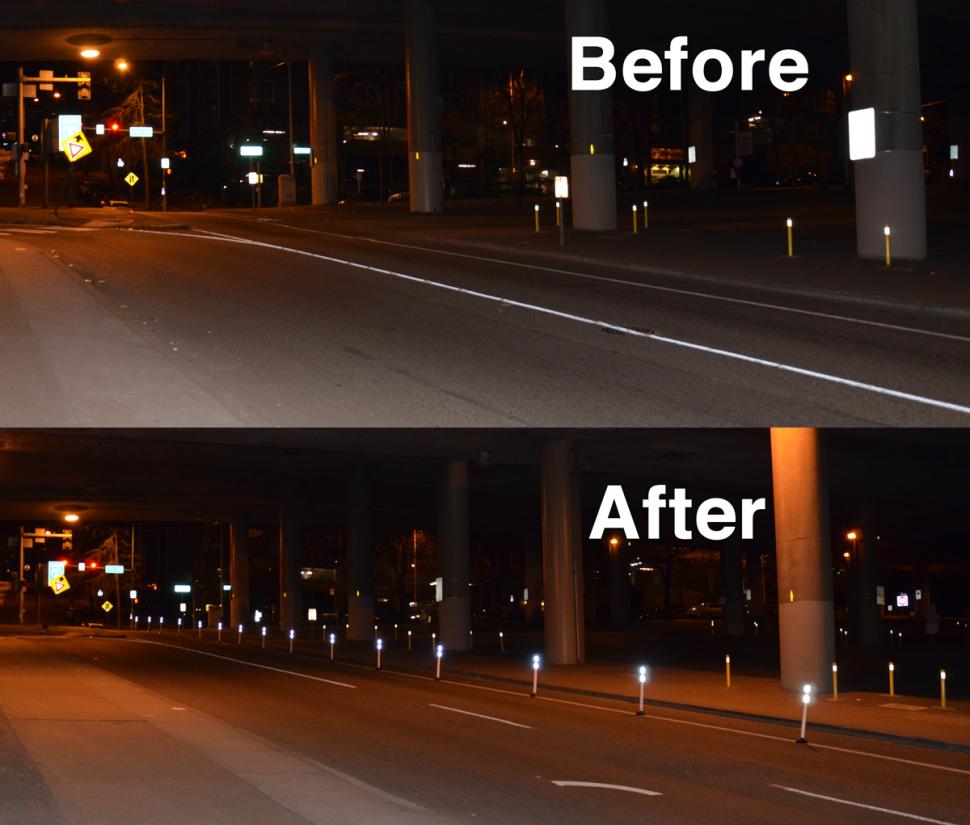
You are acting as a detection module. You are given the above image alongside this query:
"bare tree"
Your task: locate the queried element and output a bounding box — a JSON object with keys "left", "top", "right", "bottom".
{"left": 102, "top": 80, "right": 162, "bottom": 208}
{"left": 483, "top": 70, "right": 546, "bottom": 193}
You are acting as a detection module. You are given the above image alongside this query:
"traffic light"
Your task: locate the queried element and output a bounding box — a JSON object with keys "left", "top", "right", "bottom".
{"left": 77, "top": 71, "right": 91, "bottom": 101}
{"left": 109, "top": 122, "right": 120, "bottom": 133}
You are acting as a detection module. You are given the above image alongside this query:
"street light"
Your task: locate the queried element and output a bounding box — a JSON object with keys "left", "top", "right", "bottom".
{"left": 80, "top": 48, "right": 100, "bottom": 60}
{"left": 115, "top": 59, "right": 129, "bottom": 73}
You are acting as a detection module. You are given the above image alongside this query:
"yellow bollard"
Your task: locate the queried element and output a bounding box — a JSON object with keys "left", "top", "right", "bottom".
{"left": 499, "top": 631, "right": 505, "bottom": 653}
{"left": 832, "top": 662, "right": 839, "bottom": 701}
{"left": 725, "top": 654, "right": 732, "bottom": 688}
{"left": 632, "top": 204, "right": 639, "bottom": 235}
{"left": 884, "top": 225, "right": 892, "bottom": 267}
{"left": 534, "top": 204, "right": 540, "bottom": 233}
{"left": 888, "top": 661, "right": 895, "bottom": 696}
{"left": 555, "top": 201, "right": 561, "bottom": 228}
{"left": 643, "top": 201, "right": 649, "bottom": 229}
{"left": 786, "top": 218, "right": 794, "bottom": 257}
{"left": 941, "top": 670, "right": 947, "bottom": 709}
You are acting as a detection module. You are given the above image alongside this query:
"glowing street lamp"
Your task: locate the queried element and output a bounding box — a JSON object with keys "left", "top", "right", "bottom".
{"left": 80, "top": 48, "right": 100, "bottom": 60}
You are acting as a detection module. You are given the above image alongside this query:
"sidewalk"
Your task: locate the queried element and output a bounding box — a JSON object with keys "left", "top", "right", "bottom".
{"left": 224, "top": 190, "right": 970, "bottom": 321}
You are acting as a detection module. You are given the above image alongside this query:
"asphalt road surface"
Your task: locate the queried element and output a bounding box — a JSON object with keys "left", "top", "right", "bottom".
{"left": 2, "top": 633, "right": 968, "bottom": 825}
{"left": 2, "top": 212, "right": 969, "bottom": 426}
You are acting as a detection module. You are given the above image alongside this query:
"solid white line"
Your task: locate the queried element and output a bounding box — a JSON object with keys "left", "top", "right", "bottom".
{"left": 770, "top": 784, "right": 958, "bottom": 825}
{"left": 551, "top": 781, "right": 662, "bottom": 798}
{"left": 129, "top": 228, "right": 970, "bottom": 417}
{"left": 428, "top": 703, "right": 533, "bottom": 729}
{"left": 258, "top": 220, "right": 970, "bottom": 345}
{"left": 126, "top": 638, "right": 357, "bottom": 688}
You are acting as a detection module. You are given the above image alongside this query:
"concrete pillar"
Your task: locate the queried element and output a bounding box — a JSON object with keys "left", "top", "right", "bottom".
{"left": 607, "top": 539, "right": 630, "bottom": 628}
{"left": 346, "top": 466, "right": 374, "bottom": 641}
{"left": 566, "top": 0, "right": 617, "bottom": 231}
{"left": 721, "top": 543, "right": 745, "bottom": 637}
{"left": 770, "top": 428, "right": 835, "bottom": 693}
{"left": 438, "top": 460, "right": 471, "bottom": 651}
{"left": 405, "top": 0, "right": 443, "bottom": 214}
{"left": 309, "top": 46, "right": 338, "bottom": 205}
{"left": 541, "top": 440, "right": 586, "bottom": 664}
{"left": 278, "top": 503, "right": 302, "bottom": 632}
{"left": 687, "top": 88, "right": 716, "bottom": 190}
{"left": 746, "top": 549, "right": 765, "bottom": 619}
{"left": 855, "top": 506, "right": 882, "bottom": 645}
{"left": 229, "top": 516, "right": 251, "bottom": 628}
{"left": 523, "top": 529, "right": 542, "bottom": 622}
{"left": 847, "top": 0, "right": 926, "bottom": 260}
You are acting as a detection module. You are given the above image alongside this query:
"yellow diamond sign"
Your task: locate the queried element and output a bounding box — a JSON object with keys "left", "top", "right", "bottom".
{"left": 125, "top": 172, "right": 139, "bottom": 187}
{"left": 50, "top": 575, "right": 71, "bottom": 595}
{"left": 61, "top": 131, "right": 92, "bottom": 163}
{"left": 102, "top": 601, "right": 114, "bottom": 613}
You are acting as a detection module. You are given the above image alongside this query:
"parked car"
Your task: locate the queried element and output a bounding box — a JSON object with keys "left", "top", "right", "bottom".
{"left": 684, "top": 600, "right": 724, "bottom": 618}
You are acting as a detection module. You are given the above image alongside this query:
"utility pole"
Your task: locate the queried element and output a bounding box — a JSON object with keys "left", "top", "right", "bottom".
{"left": 17, "top": 67, "right": 26, "bottom": 207}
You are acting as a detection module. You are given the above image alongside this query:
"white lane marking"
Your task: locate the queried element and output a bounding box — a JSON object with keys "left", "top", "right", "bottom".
{"left": 3, "top": 228, "right": 58, "bottom": 234}
{"left": 126, "top": 638, "right": 356, "bottom": 688}
{"left": 770, "top": 784, "right": 958, "bottom": 825}
{"left": 258, "top": 220, "right": 970, "bottom": 345}
{"left": 129, "top": 228, "right": 970, "bottom": 417}
{"left": 428, "top": 703, "right": 533, "bottom": 729}
{"left": 551, "top": 781, "right": 662, "bottom": 798}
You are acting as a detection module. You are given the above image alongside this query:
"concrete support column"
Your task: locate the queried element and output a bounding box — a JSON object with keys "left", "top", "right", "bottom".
{"left": 607, "top": 539, "right": 630, "bottom": 628}
{"left": 309, "top": 46, "right": 338, "bottom": 205}
{"left": 229, "top": 516, "right": 251, "bottom": 628}
{"left": 721, "top": 543, "right": 745, "bottom": 637}
{"left": 278, "top": 503, "right": 302, "bottom": 632}
{"left": 541, "top": 440, "right": 586, "bottom": 664}
{"left": 848, "top": 0, "right": 926, "bottom": 260}
{"left": 566, "top": 0, "right": 617, "bottom": 231}
{"left": 346, "top": 466, "right": 374, "bottom": 641}
{"left": 687, "top": 88, "right": 716, "bottom": 190}
{"left": 855, "top": 506, "right": 882, "bottom": 645}
{"left": 405, "top": 0, "right": 443, "bottom": 214}
{"left": 746, "top": 549, "right": 765, "bottom": 619}
{"left": 770, "top": 428, "right": 835, "bottom": 693}
{"left": 438, "top": 460, "right": 471, "bottom": 651}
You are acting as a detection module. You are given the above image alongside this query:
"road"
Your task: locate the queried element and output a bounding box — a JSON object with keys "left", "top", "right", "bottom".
{"left": 1, "top": 211, "right": 969, "bottom": 426}
{"left": 1, "top": 633, "right": 968, "bottom": 824}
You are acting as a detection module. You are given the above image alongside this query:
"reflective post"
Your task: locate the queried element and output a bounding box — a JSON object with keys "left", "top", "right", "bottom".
{"left": 786, "top": 219, "right": 794, "bottom": 257}
{"left": 534, "top": 204, "right": 541, "bottom": 233}
{"left": 289, "top": 628, "right": 295, "bottom": 654}
{"left": 797, "top": 684, "right": 813, "bottom": 744}
{"left": 261, "top": 625, "right": 267, "bottom": 649}
{"left": 725, "top": 654, "right": 732, "bottom": 688}
{"left": 329, "top": 632, "right": 336, "bottom": 661}
{"left": 376, "top": 638, "right": 383, "bottom": 670}
{"left": 407, "top": 629, "right": 413, "bottom": 652}
{"left": 238, "top": 624, "right": 243, "bottom": 645}
{"left": 889, "top": 661, "right": 895, "bottom": 696}
{"left": 531, "top": 654, "right": 540, "bottom": 698}
{"left": 499, "top": 631, "right": 504, "bottom": 653}
{"left": 632, "top": 204, "right": 639, "bottom": 235}
{"left": 197, "top": 620, "right": 202, "bottom": 640}
{"left": 435, "top": 644, "right": 443, "bottom": 681}
{"left": 884, "top": 226, "right": 892, "bottom": 267}
{"left": 637, "top": 665, "right": 647, "bottom": 716}
{"left": 217, "top": 621, "right": 222, "bottom": 644}
{"left": 941, "top": 670, "right": 947, "bottom": 709}
{"left": 832, "top": 662, "right": 839, "bottom": 701}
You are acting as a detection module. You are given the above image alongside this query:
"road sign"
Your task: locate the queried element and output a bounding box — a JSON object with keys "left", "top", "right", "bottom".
{"left": 78, "top": 71, "right": 91, "bottom": 101}
{"left": 102, "top": 601, "right": 113, "bottom": 613}
{"left": 129, "top": 125, "right": 154, "bottom": 138}
{"left": 105, "top": 564, "right": 124, "bottom": 574}
{"left": 124, "top": 172, "right": 139, "bottom": 187}
{"left": 50, "top": 575, "right": 71, "bottom": 595}
{"left": 47, "top": 559, "right": 66, "bottom": 586}
{"left": 62, "top": 131, "right": 92, "bottom": 163}
{"left": 57, "top": 115, "right": 83, "bottom": 150}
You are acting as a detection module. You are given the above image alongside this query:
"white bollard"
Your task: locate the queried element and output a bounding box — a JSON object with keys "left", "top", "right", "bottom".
{"left": 435, "top": 644, "right": 443, "bottom": 681}
{"left": 217, "top": 621, "right": 223, "bottom": 644}
{"left": 531, "top": 654, "right": 541, "bottom": 698}
{"left": 289, "top": 628, "right": 295, "bottom": 654}
{"left": 261, "top": 626, "right": 267, "bottom": 649}
{"left": 238, "top": 624, "right": 243, "bottom": 645}
{"left": 637, "top": 666, "right": 648, "bottom": 716}
{"left": 797, "top": 684, "right": 813, "bottom": 743}
{"left": 329, "top": 632, "right": 336, "bottom": 661}
{"left": 376, "top": 638, "right": 383, "bottom": 670}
